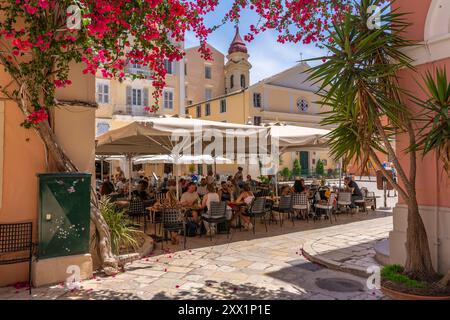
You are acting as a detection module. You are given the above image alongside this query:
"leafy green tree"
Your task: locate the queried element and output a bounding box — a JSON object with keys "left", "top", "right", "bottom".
{"left": 292, "top": 159, "right": 302, "bottom": 177}
{"left": 316, "top": 160, "right": 325, "bottom": 176}
{"left": 280, "top": 167, "right": 292, "bottom": 181}
{"left": 307, "top": 0, "right": 441, "bottom": 281}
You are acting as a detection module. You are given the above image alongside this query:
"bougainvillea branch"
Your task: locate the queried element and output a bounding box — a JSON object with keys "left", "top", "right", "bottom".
{"left": 0, "top": 0, "right": 354, "bottom": 126}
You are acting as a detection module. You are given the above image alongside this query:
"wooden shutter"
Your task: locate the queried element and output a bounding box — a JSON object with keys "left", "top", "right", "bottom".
{"left": 126, "top": 86, "right": 132, "bottom": 106}
{"left": 143, "top": 88, "right": 149, "bottom": 107}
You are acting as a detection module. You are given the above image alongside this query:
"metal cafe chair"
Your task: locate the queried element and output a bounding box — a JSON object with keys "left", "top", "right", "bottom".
{"left": 337, "top": 192, "right": 352, "bottom": 214}
{"left": 248, "top": 197, "right": 271, "bottom": 234}
{"left": 202, "top": 201, "right": 229, "bottom": 241}
{"left": 292, "top": 193, "right": 310, "bottom": 222}
{"left": 161, "top": 208, "right": 186, "bottom": 249}
{"left": 316, "top": 193, "right": 337, "bottom": 223}
{"left": 276, "top": 195, "right": 294, "bottom": 227}
{"left": 0, "top": 222, "right": 34, "bottom": 294}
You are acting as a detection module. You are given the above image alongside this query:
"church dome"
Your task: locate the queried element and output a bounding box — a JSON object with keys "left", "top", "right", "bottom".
{"left": 228, "top": 26, "right": 248, "bottom": 54}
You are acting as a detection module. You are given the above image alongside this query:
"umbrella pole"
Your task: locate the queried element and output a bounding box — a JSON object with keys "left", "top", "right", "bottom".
{"left": 273, "top": 153, "right": 279, "bottom": 198}
{"left": 128, "top": 155, "right": 133, "bottom": 199}
{"left": 175, "top": 159, "right": 179, "bottom": 200}
{"left": 100, "top": 158, "right": 104, "bottom": 181}
{"left": 339, "top": 158, "right": 343, "bottom": 190}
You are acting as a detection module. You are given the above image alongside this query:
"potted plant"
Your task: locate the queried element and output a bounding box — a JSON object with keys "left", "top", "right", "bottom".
{"left": 292, "top": 159, "right": 302, "bottom": 178}
{"left": 280, "top": 167, "right": 292, "bottom": 182}
{"left": 381, "top": 265, "right": 450, "bottom": 300}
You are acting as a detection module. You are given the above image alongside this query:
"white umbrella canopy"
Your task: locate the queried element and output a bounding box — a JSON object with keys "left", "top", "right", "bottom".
{"left": 267, "top": 123, "right": 330, "bottom": 151}
{"left": 95, "top": 116, "right": 270, "bottom": 157}
{"left": 133, "top": 154, "right": 232, "bottom": 165}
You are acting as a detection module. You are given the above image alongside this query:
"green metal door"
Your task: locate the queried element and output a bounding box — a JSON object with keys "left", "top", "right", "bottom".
{"left": 300, "top": 152, "right": 309, "bottom": 175}
{"left": 37, "top": 173, "right": 91, "bottom": 259}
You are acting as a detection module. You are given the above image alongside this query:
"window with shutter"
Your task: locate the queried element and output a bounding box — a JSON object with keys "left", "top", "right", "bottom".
{"left": 205, "top": 65, "right": 212, "bottom": 79}
{"left": 163, "top": 88, "right": 174, "bottom": 109}
{"left": 220, "top": 99, "right": 227, "bottom": 113}
{"left": 132, "top": 88, "right": 143, "bottom": 106}
{"left": 126, "top": 86, "right": 132, "bottom": 106}
{"left": 96, "top": 83, "right": 110, "bottom": 104}
{"left": 164, "top": 60, "right": 173, "bottom": 75}
{"left": 143, "top": 88, "right": 149, "bottom": 107}
{"left": 205, "top": 88, "right": 212, "bottom": 101}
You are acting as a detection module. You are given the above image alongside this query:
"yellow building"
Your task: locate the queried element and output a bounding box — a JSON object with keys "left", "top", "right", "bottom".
{"left": 186, "top": 28, "right": 337, "bottom": 176}
{"left": 95, "top": 27, "right": 337, "bottom": 178}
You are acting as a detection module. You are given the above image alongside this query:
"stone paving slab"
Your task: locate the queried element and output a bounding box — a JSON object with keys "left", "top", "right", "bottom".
{"left": 301, "top": 215, "right": 392, "bottom": 277}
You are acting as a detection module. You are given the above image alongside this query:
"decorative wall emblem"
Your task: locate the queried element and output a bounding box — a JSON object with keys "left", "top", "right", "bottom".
{"left": 297, "top": 98, "right": 309, "bottom": 112}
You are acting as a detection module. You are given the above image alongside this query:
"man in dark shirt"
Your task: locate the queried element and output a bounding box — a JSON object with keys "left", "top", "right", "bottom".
{"left": 344, "top": 177, "right": 363, "bottom": 208}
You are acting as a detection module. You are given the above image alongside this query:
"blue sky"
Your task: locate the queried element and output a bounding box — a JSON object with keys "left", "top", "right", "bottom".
{"left": 185, "top": 3, "right": 327, "bottom": 85}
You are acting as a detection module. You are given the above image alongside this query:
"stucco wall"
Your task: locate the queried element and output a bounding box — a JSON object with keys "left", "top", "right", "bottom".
{"left": 389, "top": 0, "right": 450, "bottom": 272}
{"left": 0, "top": 102, "right": 46, "bottom": 286}
{"left": 185, "top": 44, "right": 225, "bottom": 105}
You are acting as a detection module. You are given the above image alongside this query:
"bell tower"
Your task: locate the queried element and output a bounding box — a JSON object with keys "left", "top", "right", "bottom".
{"left": 225, "top": 26, "right": 252, "bottom": 93}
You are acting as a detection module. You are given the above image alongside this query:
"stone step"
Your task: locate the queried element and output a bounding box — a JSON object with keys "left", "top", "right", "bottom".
{"left": 374, "top": 239, "right": 390, "bottom": 265}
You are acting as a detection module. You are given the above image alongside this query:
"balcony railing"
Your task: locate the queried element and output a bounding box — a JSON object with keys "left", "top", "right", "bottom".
{"left": 112, "top": 105, "right": 158, "bottom": 117}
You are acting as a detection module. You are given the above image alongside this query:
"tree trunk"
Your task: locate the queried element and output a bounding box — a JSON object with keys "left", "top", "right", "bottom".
{"left": 90, "top": 206, "right": 119, "bottom": 275}
{"left": 36, "top": 120, "right": 119, "bottom": 275}
{"left": 404, "top": 198, "right": 437, "bottom": 281}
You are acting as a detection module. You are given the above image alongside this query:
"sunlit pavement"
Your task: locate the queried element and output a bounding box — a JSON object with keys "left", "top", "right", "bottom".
{"left": 0, "top": 209, "right": 392, "bottom": 300}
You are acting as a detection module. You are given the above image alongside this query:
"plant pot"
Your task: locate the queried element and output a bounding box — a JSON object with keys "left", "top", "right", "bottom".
{"left": 381, "top": 285, "right": 450, "bottom": 300}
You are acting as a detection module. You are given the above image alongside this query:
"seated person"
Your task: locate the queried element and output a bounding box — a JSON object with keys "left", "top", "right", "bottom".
{"left": 293, "top": 178, "right": 308, "bottom": 193}
{"left": 180, "top": 182, "right": 201, "bottom": 222}
{"left": 218, "top": 182, "right": 234, "bottom": 220}
{"left": 246, "top": 175, "right": 257, "bottom": 187}
{"left": 116, "top": 177, "right": 127, "bottom": 195}
{"left": 231, "top": 184, "right": 255, "bottom": 231}
{"left": 137, "top": 179, "right": 150, "bottom": 200}
{"left": 196, "top": 178, "right": 208, "bottom": 197}
{"left": 280, "top": 185, "right": 292, "bottom": 196}
{"left": 199, "top": 184, "right": 220, "bottom": 236}
{"left": 219, "top": 181, "right": 233, "bottom": 202}
{"left": 100, "top": 177, "right": 115, "bottom": 196}
{"left": 344, "top": 177, "right": 363, "bottom": 208}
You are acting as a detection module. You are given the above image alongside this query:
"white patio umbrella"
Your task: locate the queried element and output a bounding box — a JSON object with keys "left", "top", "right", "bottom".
{"left": 96, "top": 116, "right": 270, "bottom": 199}
{"left": 264, "top": 123, "right": 331, "bottom": 197}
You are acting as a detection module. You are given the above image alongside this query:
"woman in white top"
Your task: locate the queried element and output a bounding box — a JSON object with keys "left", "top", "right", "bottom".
{"left": 200, "top": 184, "right": 220, "bottom": 235}
{"left": 232, "top": 184, "right": 255, "bottom": 231}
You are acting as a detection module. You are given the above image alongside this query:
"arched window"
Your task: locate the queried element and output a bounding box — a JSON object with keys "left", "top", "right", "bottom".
{"left": 425, "top": 0, "right": 450, "bottom": 40}
{"left": 230, "top": 75, "right": 234, "bottom": 89}
{"left": 240, "top": 74, "right": 246, "bottom": 88}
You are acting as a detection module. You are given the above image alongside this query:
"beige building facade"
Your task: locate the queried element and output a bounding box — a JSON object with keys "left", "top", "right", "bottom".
{"left": 95, "top": 28, "right": 337, "bottom": 178}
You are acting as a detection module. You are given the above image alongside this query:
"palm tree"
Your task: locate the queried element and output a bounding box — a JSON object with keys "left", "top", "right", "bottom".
{"left": 307, "top": 0, "right": 438, "bottom": 281}
{"left": 413, "top": 68, "right": 450, "bottom": 175}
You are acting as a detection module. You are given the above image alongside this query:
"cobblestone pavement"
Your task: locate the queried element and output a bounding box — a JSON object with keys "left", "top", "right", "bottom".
{"left": 0, "top": 211, "right": 392, "bottom": 300}
{"left": 302, "top": 215, "right": 392, "bottom": 277}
